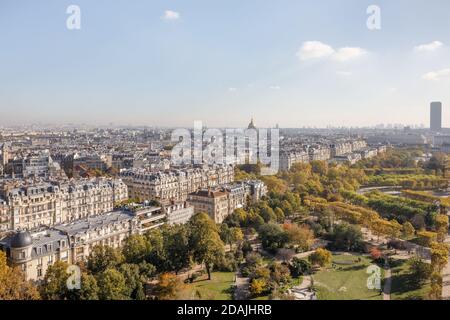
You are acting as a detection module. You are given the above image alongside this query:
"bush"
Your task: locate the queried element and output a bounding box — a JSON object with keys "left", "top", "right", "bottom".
{"left": 308, "top": 248, "right": 332, "bottom": 268}
{"left": 289, "top": 257, "right": 312, "bottom": 278}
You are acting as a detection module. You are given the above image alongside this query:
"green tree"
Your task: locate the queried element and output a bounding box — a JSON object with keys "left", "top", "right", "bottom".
{"left": 258, "top": 223, "right": 289, "bottom": 252}
{"left": 72, "top": 272, "right": 99, "bottom": 300}
{"left": 289, "top": 257, "right": 312, "bottom": 278}
{"left": 189, "top": 212, "right": 225, "bottom": 280}
{"left": 122, "top": 234, "right": 150, "bottom": 264}
{"left": 87, "top": 245, "right": 124, "bottom": 274}
{"left": 163, "top": 224, "right": 192, "bottom": 274}
{"left": 119, "top": 263, "right": 143, "bottom": 299}
{"left": 96, "top": 268, "right": 128, "bottom": 300}
{"left": 40, "top": 261, "right": 70, "bottom": 300}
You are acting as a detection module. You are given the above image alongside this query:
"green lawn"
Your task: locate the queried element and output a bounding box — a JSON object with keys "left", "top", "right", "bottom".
{"left": 312, "top": 254, "right": 383, "bottom": 300}
{"left": 178, "top": 272, "right": 235, "bottom": 300}
{"left": 390, "top": 259, "right": 430, "bottom": 300}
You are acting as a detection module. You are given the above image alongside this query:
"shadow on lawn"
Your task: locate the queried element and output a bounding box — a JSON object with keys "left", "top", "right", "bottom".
{"left": 390, "top": 261, "right": 426, "bottom": 300}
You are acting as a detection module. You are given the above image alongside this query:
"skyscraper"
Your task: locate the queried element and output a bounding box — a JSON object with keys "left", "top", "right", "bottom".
{"left": 430, "top": 102, "right": 442, "bottom": 132}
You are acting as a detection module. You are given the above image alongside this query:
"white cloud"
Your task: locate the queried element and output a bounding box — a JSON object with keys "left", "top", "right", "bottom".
{"left": 296, "top": 41, "right": 335, "bottom": 61}
{"left": 414, "top": 41, "right": 443, "bottom": 52}
{"left": 332, "top": 47, "right": 367, "bottom": 62}
{"left": 269, "top": 86, "right": 281, "bottom": 90}
{"left": 228, "top": 87, "right": 237, "bottom": 92}
{"left": 422, "top": 68, "right": 450, "bottom": 81}
{"left": 297, "top": 41, "right": 367, "bottom": 62}
{"left": 162, "top": 10, "right": 180, "bottom": 20}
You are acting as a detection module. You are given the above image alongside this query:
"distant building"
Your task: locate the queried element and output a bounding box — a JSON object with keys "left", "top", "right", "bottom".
{"left": 188, "top": 189, "right": 230, "bottom": 223}
{"left": 187, "top": 180, "right": 267, "bottom": 223}
{"left": 430, "top": 102, "right": 442, "bottom": 132}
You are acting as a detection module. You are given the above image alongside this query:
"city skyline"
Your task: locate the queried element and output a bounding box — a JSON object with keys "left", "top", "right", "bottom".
{"left": 1, "top": 0, "right": 450, "bottom": 128}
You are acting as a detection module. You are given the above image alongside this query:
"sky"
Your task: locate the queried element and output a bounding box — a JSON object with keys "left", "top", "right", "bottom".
{"left": 0, "top": 0, "right": 450, "bottom": 128}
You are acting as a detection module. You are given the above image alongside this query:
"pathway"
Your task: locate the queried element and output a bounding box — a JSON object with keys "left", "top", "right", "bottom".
{"left": 234, "top": 272, "right": 250, "bottom": 300}
{"left": 383, "top": 264, "right": 392, "bottom": 301}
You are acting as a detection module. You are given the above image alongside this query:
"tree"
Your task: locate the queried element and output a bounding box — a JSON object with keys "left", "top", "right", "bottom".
{"left": 408, "top": 256, "right": 432, "bottom": 285}
{"left": 163, "top": 224, "right": 192, "bottom": 274}
{"left": 87, "top": 245, "right": 124, "bottom": 274}
{"left": 435, "top": 214, "right": 449, "bottom": 243}
{"left": 308, "top": 248, "right": 332, "bottom": 268}
{"left": 73, "top": 272, "right": 99, "bottom": 300}
{"left": 219, "top": 224, "right": 232, "bottom": 248}
{"left": 430, "top": 242, "right": 449, "bottom": 273}
{"left": 96, "top": 268, "right": 128, "bottom": 300}
{"left": 260, "top": 205, "right": 277, "bottom": 223}
{"left": 122, "top": 234, "right": 150, "bottom": 264}
{"left": 289, "top": 257, "right": 312, "bottom": 278}
{"left": 426, "top": 153, "right": 446, "bottom": 176}
{"left": 249, "top": 278, "right": 268, "bottom": 297}
{"left": 0, "top": 251, "right": 40, "bottom": 300}
{"left": 274, "top": 207, "right": 285, "bottom": 223}
{"left": 119, "top": 263, "right": 144, "bottom": 299}
{"left": 146, "top": 228, "right": 167, "bottom": 270}
{"left": 402, "top": 221, "right": 415, "bottom": 239}
{"left": 328, "top": 223, "right": 363, "bottom": 252}
{"left": 154, "top": 273, "right": 182, "bottom": 300}
{"left": 231, "top": 227, "right": 244, "bottom": 248}
{"left": 429, "top": 272, "right": 443, "bottom": 300}
{"left": 370, "top": 247, "right": 382, "bottom": 261}
{"left": 189, "top": 212, "right": 225, "bottom": 280}
{"left": 40, "top": 261, "right": 70, "bottom": 300}
{"left": 258, "top": 223, "right": 289, "bottom": 252}
{"left": 283, "top": 223, "right": 314, "bottom": 252}
{"left": 269, "top": 263, "right": 291, "bottom": 287}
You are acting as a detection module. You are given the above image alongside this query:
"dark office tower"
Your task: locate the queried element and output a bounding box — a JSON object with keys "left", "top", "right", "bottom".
{"left": 430, "top": 102, "right": 442, "bottom": 132}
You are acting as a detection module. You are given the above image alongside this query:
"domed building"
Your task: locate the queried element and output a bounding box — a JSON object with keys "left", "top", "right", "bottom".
{"left": 10, "top": 230, "right": 32, "bottom": 249}
{"left": 248, "top": 118, "right": 256, "bottom": 130}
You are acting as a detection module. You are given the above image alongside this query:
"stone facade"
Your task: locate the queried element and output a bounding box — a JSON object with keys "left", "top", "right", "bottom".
{"left": 0, "top": 203, "right": 193, "bottom": 281}
{"left": 120, "top": 164, "right": 234, "bottom": 204}
{"left": 0, "top": 178, "right": 128, "bottom": 234}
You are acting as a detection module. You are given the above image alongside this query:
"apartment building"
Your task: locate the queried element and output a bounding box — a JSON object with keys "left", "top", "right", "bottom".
{"left": 120, "top": 164, "right": 234, "bottom": 204}
{"left": 0, "top": 178, "right": 128, "bottom": 234}
{"left": 0, "top": 204, "right": 193, "bottom": 281}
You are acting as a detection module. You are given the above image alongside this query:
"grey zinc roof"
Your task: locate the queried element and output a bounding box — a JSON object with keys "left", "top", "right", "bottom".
{"left": 54, "top": 210, "right": 135, "bottom": 236}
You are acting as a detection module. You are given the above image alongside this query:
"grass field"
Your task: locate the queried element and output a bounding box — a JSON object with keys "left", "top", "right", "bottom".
{"left": 178, "top": 272, "right": 235, "bottom": 300}
{"left": 312, "top": 254, "right": 383, "bottom": 300}
{"left": 390, "top": 259, "right": 430, "bottom": 300}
